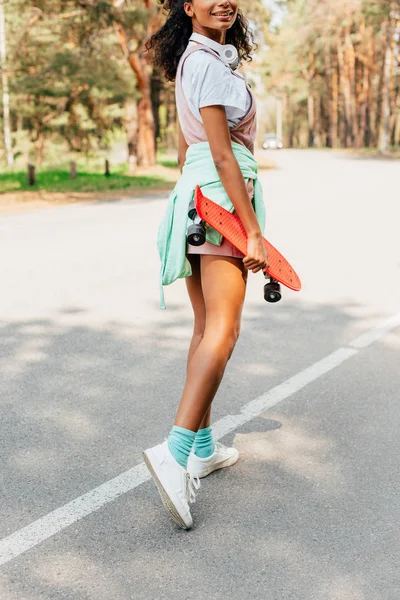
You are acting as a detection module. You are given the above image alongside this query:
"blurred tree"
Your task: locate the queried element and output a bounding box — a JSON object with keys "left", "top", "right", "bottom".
{"left": 1, "top": 0, "right": 136, "bottom": 166}
{"left": 265, "top": 0, "right": 400, "bottom": 150}
{"left": 1, "top": 0, "right": 274, "bottom": 167}
{"left": 0, "top": 0, "right": 14, "bottom": 165}
{"left": 1, "top": 0, "right": 159, "bottom": 167}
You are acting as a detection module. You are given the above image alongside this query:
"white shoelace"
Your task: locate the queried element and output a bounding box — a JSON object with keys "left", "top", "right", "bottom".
{"left": 186, "top": 473, "right": 201, "bottom": 504}
{"left": 214, "top": 442, "right": 225, "bottom": 452}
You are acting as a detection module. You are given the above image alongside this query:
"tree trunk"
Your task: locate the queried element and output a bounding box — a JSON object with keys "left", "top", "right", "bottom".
{"left": 374, "top": 21, "right": 388, "bottom": 146}
{"left": 307, "top": 94, "right": 314, "bottom": 147}
{"left": 0, "top": 0, "right": 13, "bottom": 166}
{"left": 35, "top": 130, "right": 45, "bottom": 166}
{"left": 358, "top": 26, "right": 374, "bottom": 148}
{"left": 331, "top": 68, "right": 339, "bottom": 148}
{"left": 151, "top": 67, "right": 162, "bottom": 148}
{"left": 324, "top": 39, "right": 333, "bottom": 147}
{"left": 299, "top": 50, "right": 316, "bottom": 147}
{"left": 282, "top": 92, "right": 294, "bottom": 148}
{"left": 389, "top": 112, "right": 397, "bottom": 146}
{"left": 124, "top": 99, "right": 138, "bottom": 175}
{"left": 394, "top": 112, "right": 400, "bottom": 147}
{"left": 338, "top": 116, "right": 346, "bottom": 147}
{"left": 366, "top": 36, "right": 375, "bottom": 147}
{"left": 136, "top": 95, "right": 156, "bottom": 167}
{"left": 379, "top": 23, "right": 393, "bottom": 153}
{"left": 166, "top": 94, "right": 177, "bottom": 152}
{"left": 320, "top": 95, "right": 330, "bottom": 147}
{"left": 337, "top": 34, "right": 352, "bottom": 147}
{"left": 358, "top": 63, "right": 369, "bottom": 148}
{"left": 116, "top": 23, "right": 156, "bottom": 167}
{"left": 314, "top": 93, "right": 323, "bottom": 148}
{"left": 387, "top": 13, "right": 400, "bottom": 148}
{"left": 345, "top": 25, "right": 358, "bottom": 147}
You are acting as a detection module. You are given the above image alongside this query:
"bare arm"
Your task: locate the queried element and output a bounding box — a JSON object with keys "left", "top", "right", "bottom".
{"left": 200, "top": 105, "right": 268, "bottom": 271}
{"left": 200, "top": 105, "right": 260, "bottom": 237}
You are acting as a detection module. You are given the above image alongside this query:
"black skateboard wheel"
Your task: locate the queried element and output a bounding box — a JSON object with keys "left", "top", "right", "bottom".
{"left": 187, "top": 223, "right": 206, "bottom": 246}
{"left": 188, "top": 200, "right": 197, "bottom": 221}
{"left": 264, "top": 281, "right": 281, "bottom": 303}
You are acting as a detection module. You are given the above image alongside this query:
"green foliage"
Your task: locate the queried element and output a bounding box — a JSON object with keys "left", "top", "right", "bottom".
{"left": 157, "top": 158, "right": 178, "bottom": 168}
{"left": 1, "top": 0, "right": 140, "bottom": 165}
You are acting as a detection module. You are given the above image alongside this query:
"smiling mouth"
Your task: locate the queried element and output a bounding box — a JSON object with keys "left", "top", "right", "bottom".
{"left": 211, "top": 10, "right": 234, "bottom": 17}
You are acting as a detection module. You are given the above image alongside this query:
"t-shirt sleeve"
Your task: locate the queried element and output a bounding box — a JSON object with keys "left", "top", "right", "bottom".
{"left": 181, "top": 50, "right": 248, "bottom": 119}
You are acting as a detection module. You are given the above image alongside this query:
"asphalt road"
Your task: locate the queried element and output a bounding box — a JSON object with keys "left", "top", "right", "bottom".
{"left": 1, "top": 150, "right": 399, "bottom": 600}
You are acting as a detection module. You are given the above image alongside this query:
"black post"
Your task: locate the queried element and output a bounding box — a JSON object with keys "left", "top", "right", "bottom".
{"left": 28, "top": 164, "right": 36, "bottom": 186}
{"left": 105, "top": 159, "right": 110, "bottom": 177}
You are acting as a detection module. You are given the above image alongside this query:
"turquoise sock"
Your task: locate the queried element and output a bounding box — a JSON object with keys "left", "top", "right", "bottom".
{"left": 194, "top": 426, "right": 215, "bottom": 459}
{"left": 167, "top": 425, "right": 196, "bottom": 469}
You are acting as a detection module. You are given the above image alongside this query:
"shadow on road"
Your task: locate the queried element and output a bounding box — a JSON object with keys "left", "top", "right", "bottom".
{"left": 1, "top": 299, "right": 398, "bottom": 599}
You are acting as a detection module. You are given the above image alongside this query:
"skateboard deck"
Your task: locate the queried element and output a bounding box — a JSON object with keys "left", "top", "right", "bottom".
{"left": 194, "top": 185, "right": 301, "bottom": 292}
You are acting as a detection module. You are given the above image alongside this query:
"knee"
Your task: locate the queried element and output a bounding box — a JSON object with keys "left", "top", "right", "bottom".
{"left": 192, "top": 330, "right": 204, "bottom": 345}
{"left": 193, "top": 321, "right": 205, "bottom": 342}
{"left": 213, "top": 323, "right": 241, "bottom": 361}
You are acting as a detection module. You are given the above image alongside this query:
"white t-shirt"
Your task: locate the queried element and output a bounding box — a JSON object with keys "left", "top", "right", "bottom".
{"left": 181, "top": 42, "right": 252, "bottom": 128}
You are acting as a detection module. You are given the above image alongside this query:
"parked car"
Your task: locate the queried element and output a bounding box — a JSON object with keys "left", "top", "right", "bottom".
{"left": 262, "top": 134, "right": 283, "bottom": 150}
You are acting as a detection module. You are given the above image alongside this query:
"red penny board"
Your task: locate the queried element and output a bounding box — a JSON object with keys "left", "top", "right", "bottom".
{"left": 194, "top": 185, "right": 301, "bottom": 292}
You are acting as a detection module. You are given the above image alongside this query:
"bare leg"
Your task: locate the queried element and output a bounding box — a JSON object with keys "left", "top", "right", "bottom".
{"left": 176, "top": 254, "right": 247, "bottom": 431}
{"left": 185, "top": 255, "right": 210, "bottom": 429}
{"left": 185, "top": 255, "right": 206, "bottom": 368}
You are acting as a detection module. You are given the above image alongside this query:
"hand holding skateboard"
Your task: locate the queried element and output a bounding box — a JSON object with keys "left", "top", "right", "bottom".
{"left": 242, "top": 234, "right": 269, "bottom": 274}
{"left": 187, "top": 186, "right": 302, "bottom": 303}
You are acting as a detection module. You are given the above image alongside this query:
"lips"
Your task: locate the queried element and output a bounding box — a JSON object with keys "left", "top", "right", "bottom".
{"left": 211, "top": 9, "right": 234, "bottom": 17}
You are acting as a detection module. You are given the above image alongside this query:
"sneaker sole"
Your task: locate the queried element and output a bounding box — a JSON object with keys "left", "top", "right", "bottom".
{"left": 143, "top": 451, "right": 192, "bottom": 530}
{"left": 192, "top": 453, "right": 239, "bottom": 478}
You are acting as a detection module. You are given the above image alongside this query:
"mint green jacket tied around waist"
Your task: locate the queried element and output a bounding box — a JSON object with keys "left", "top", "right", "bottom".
{"left": 157, "top": 142, "right": 266, "bottom": 308}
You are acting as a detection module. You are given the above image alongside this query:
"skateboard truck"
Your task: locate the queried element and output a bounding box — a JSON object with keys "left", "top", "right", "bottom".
{"left": 187, "top": 199, "right": 206, "bottom": 246}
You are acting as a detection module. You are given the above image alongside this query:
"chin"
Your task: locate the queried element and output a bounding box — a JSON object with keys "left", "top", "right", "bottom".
{"left": 215, "top": 24, "right": 233, "bottom": 31}
{"left": 205, "top": 20, "right": 236, "bottom": 31}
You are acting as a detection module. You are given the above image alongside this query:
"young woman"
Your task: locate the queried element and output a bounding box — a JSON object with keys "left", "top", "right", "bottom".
{"left": 143, "top": 0, "right": 269, "bottom": 529}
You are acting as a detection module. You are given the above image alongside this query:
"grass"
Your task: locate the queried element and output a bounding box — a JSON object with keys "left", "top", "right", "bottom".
{"left": 157, "top": 158, "right": 179, "bottom": 168}
{"left": 0, "top": 169, "right": 170, "bottom": 194}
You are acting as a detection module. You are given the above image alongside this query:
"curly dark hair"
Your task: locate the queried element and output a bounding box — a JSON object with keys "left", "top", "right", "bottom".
{"left": 145, "top": 1, "right": 255, "bottom": 81}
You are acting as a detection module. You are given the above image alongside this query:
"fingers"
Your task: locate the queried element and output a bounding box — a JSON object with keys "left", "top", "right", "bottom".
{"left": 243, "top": 256, "right": 267, "bottom": 272}
{"left": 243, "top": 258, "right": 266, "bottom": 268}
{"left": 243, "top": 254, "right": 270, "bottom": 272}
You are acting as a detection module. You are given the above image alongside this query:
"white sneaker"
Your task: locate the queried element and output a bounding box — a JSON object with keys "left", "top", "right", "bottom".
{"left": 187, "top": 442, "right": 239, "bottom": 478}
{"left": 143, "top": 441, "right": 200, "bottom": 530}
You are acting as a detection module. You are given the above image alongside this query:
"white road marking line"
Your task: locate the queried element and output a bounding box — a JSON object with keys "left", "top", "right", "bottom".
{"left": 212, "top": 349, "right": 358, "bottom": 441}
{"left": 0, "top": 464, "right": 151, "bottom": 567}
{"left": 1, "top": 313, "right": 399, "bottom": 567}
{"left": 350, "top": 312, "right": 400, "bottom": 349}
{"left": 218, "top": 348, "right": 358, "bottom": 437}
